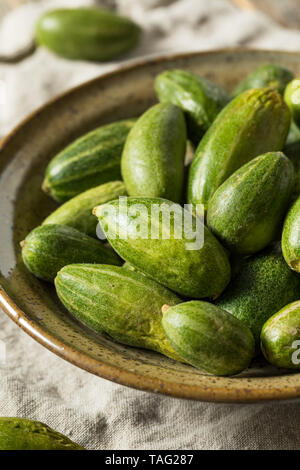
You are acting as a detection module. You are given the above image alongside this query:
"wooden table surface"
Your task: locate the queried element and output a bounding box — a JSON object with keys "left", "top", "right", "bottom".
{"left": 1, "top": 0, "right": 300, "bottom": 28}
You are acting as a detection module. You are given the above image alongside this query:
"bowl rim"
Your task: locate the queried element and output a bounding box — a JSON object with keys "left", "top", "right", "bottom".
{"left": 2, "top": 48, "right": 300, "bottom": 403}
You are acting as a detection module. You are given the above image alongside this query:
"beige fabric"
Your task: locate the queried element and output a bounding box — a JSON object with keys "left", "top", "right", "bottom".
{"left": 1, "top": 0, "right": 300, "bottom": 450}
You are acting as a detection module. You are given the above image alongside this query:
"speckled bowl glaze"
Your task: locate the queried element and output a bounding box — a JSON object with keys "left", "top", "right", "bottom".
{"left": 1, "top": 49, "right": 300, "bottom": 403}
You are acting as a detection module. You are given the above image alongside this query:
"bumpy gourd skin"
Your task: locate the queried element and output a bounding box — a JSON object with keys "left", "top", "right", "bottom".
{"left": 0, "top": 418, "right": 84, "bottom": 450}
{"left": 285, "top": 79, "right": 300, "bottom": 128}
{"left": 282, "top": 196, "right": 300, "bottom": 273}
{"left": 207, "top": 152, "right": 295, "bottom": 256}
{"left": 121, "top": 103, "right": 186, "bottom": 202}
{"left": 233, "top": 63, "right": 294, "bottom": 96}
{"left": 261, "top": 301, "right": 300, "bottom": 369}
{"left": 155, "top": 69, "right": 230, "bottom": 146}
{"left": 216, "top": 244, "right": 300, "bottom": 350}
{"left": 43, "top": 181, "right": 126, "bottom": 237}
{"left": 95, "top": 197, "right": 231, "bottom": 299}
{"left": 21, "top": 224, "right": 122, "bottom": 282}
{"left": 55, "top": 264, "right": 181, "bottom": 361}
{"left": 43, "top": 119, "right": 135, "bottom": 203}
{"left": 162, "top": 301, "right": 255, "bottom": 376}
{"left": 188, "top": 88, "right": 291, "bottom": 211}
{"left": 35, "top": 8, "right": 141, "bottom": 61}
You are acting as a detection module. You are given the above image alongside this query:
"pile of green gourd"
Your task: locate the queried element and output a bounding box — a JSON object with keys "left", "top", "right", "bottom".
{"left": 21, "top": 61, "right": 300, "bottom": 378}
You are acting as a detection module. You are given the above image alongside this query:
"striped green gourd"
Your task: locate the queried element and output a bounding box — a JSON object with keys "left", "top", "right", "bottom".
{"left": 94, "top": 197, "right": 231, "bottom": 299}
{"left": 233, "top": 63, "right": 294, "bottom": 96}
{"left": 121, "top": 103, "right": 187, "bottom": 202}
{"left": 207, "top": 152, "right": 295, "bottom": 256}
{"left": 21, "top": 224, "right": 121, "bottom": 282}
{"left": 155, "top": 69, "right": 230, "bottom": 146}
{"left": 261, "top": 301, "right": 300, "bottom": 369}
{"left": 162, "top": 301, "right": 255, "bottom": 376}
{"left": 55, "top": 264, "right": 181, "bottom": 361}
{"left": 282, "top": 195, "right": 300, "bottom": 273}
{"left": 42, "top": 119, "right": 135, "bottom": 203}
{"left": 188, "top": 88, "right": 291, "bottom": 212}
{"left": 43, "top": 181, "right": 126, "bottom": 237}
{"left": 0, "top": 418, "right": 84, "bottom": 450}
{"left": 35, "top": 8, "right": 141, "bottom": 62}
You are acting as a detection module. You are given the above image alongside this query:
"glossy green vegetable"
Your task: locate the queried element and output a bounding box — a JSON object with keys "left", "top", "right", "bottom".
{"left": 162, "top": 301, "right": 255, "bottom": 376}
{"left": 234, "top": 63, "right": 294, "bottom": 96}
{"left": 207, "top": 152, "right": 294, "bottom": 256}
{"left": 188, "top": 88, "right": 290, "bottom": 211}
{"left": 285, "top": 79, "right": 300, "bottom": 128}
{"left": 121, "top": 103, "right": 186, "bottom": 202}
{"left": 43, "top": 181, "right": 126, "bottom": 237}
{"left": 94, "top": 197, "right": 231, "bottom": 298}
{"left": 261, "top": 301, "right": 300, "bottom": 369}
{"left": 216, "top": 244, "right": 300, "bottom": 349}
{"left": 0, "top": 418, "right": 84, "bottom": 450}
{"left": 21, "top": 224, "right": 121, "bottom": 282}
{"left": 55, "top": 264, "right": 181, "bottom": 360}
{"left": 282, "top": 196, "right": 300, "bottom": 273}
{"left": 155, "top": 69, "right": 230, "bottom": 145}
{"left": 42, "top": 119, "right": 135, "bottom": 203}
{"left": 36, "top": 8, "right": 141, "bottom": 61}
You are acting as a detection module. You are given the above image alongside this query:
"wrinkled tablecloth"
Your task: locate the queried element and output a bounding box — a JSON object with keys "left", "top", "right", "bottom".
{"left": 1, "top": 0, "right": 300, "bottom": 450}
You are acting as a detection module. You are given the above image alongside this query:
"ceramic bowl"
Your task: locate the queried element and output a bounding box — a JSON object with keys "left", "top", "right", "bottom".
{"left": 1, "top": 49, "right": 300, "bottom": 403}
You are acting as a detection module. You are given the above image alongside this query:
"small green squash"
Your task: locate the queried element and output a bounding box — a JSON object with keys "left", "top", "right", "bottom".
{"left": 42, "top": 119, "right": 135, "bottom": 203}
{"left": 285, "top": 79, "right": 300, "bottom": 128}
{"left": 282, "top": 196, "right": 300, "bottom": 273}
{"left": 21, "top": 224, "right": 121, "bottom": 282}
{"left": 234, "top": 63, "right": 294, "bottom": 96}
{"left": 216, "top": 244, "right": 300, "bottom": 350}
{"left": 43, "top": 181, "right": 126, "bottom": 237}
{"left": 155, "top": 69, "right": 230, "bottom": 146}
{"left": 188, "top": 88, "right": 291, "bottom": 212}
{"left": 55, "top": 264, "right": 181, "bottom": 361}
{"left": 94, "top": 197, "right": 231, "bottom": 299}
{"left": 0, "top": 418, "right": 84, "bottom": 450}
{"left": 207, "top": 152, "right": 294, "bottom": 256}
{"left": 121, "top": 103, "right": 186, "bottom": 202}
{"left": 162, "top": 301, "right": 255, "bottom": 376}
{"left": 261, "top": 301, "right": 300, "bottom": 369}
{"left": 35, "top": 8, "right": 141, "bottom": 61}
{"left": 284, "top": 141, "right": 300, "bottom": 196}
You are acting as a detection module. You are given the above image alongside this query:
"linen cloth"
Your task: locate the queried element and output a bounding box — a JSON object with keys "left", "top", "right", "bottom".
{"left": 1, "top": 0, "right": 300, "bottom": 450}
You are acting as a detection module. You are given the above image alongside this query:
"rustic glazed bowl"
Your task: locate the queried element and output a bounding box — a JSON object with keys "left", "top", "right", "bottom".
{"left": 1, "top": 49, "right": 300, "bottom": 403}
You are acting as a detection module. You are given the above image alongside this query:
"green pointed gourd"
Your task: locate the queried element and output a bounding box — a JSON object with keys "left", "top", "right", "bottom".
{"left": 261, "top": 301, "right": 300, "bottom": 369}
{"left": 42, "top": 119, "right": 135, "bottom": 203}
{"left": 43, "top": 181, "right": 126, "bottom": 237}
{"left": 121, "top": 103, "right": 187, "bottom": 202}
{"left": 35, "top": 8, "right": 142, "bottom": 62}
{"left": 154, "top": 69, "right": 230, "bottom": 146}
{"left": 55, "top": 264, "right": 181, "bottom": 361}
{"left": 94, "top": 197, "right": 231, "bottom": 299}
{"left": 216, "top": 244, "right": 300, "bottom": 350}
{"left": 188, "top": 88, "right": 291, "bottom": 212}
{"left": 0, "top": 418, "right": 84, "bottom": 450}
{"left": 162, "top": 301, "right": 255, "bottom": 376}
{"left": 233, "top": 63, "right": 294, "bottom": 96}
{"left": 285, "top": 79, "right": 300, "bottom": 128}
{"left": 282, "top": 196, "right": 300, "bottom": 273}
{"left": 21, "top": 224, "right": 121, "bottom": 282}
{"left": 207, "top": 152, "right": 295, "bottom": 256}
